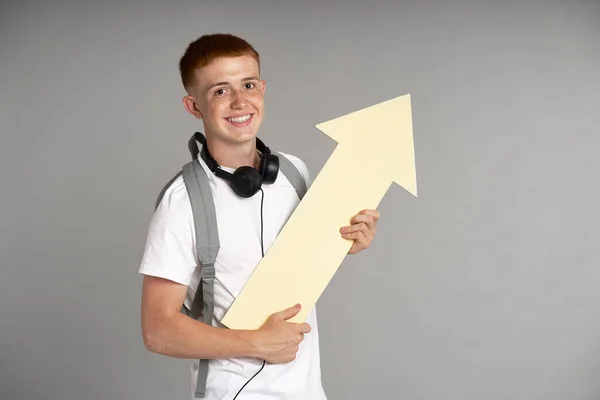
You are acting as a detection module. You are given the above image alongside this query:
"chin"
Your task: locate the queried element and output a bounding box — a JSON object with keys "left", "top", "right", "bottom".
{"left": 224, "top": 124, "right": 261, "bottom": 143}
{"left": 213, "top": 130, "right": 254, "bottom": 145}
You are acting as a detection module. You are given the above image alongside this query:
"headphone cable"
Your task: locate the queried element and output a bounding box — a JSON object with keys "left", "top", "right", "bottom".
{"left": 232, "top": 188, "right": 266, "bottom": 399}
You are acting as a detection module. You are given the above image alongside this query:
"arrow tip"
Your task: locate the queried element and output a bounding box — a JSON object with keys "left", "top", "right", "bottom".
{"left": 315, "top": 93, "right": 417, "bottom": 197}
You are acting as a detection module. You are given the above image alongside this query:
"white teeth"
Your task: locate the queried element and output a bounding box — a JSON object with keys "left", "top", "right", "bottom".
{"left": 227, "top": 114, "right": 251, "bottom": 123}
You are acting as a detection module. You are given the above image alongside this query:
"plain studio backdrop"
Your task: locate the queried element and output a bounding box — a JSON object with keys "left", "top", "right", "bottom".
{"left": 1, "top": 0, "right": 599, "bottom": 399}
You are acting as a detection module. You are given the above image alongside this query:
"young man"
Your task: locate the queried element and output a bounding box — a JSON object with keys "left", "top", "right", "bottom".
{"left": 138, "top": 33, "right": 380, "bottom": 399}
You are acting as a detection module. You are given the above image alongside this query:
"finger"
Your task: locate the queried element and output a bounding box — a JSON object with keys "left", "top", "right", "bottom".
{"left": 297, "top": 323, "right": 311, "bottom": 334}
{"left": 349, "top": 214, "right": 376, "bottom": 232}
{"left": 361, "top": 209, "right": 380, "bottom": 221}
{"left": 273, "top": 303, "right": 302, "bottom": 321}
{"left": 340, "top": 221, "right": 369, "bottom": 234}
{"left": 341, "top": 230, "right": 372, "bottom": 247}
{"left": 340, "top": 223, "right": 376, "bottom": 242}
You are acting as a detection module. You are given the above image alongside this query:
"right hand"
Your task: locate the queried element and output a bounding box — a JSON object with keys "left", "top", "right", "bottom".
{"left": 252, "top": 303, "right": 311, "bottom": 364}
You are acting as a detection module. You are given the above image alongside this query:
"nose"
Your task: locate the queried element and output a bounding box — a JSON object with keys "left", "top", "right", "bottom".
{"left": 230, "top": 89, "right": 246, "bottom": 109}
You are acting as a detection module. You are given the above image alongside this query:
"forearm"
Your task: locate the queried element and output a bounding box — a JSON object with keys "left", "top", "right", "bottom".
{"left": 143, "top": 312, "right": 260, "bottom": 360}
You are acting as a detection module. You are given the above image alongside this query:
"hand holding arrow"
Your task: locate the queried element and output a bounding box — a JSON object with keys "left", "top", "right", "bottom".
{"left": 221, "top": 93, "right": 418, "bottom": 330}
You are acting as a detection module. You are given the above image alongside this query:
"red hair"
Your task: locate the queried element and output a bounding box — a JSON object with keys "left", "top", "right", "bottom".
{"left": 179, "top": 33, "right": 260, "bottom": 93}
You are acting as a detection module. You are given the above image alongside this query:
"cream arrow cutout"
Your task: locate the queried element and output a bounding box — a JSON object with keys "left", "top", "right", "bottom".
{"left": 221, "top": 93, "right": 417, "bottom": 330}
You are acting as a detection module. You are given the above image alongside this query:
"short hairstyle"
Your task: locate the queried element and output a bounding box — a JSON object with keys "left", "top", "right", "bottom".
{"left": 178, "top": 33, "right": 261, "bottom": 93}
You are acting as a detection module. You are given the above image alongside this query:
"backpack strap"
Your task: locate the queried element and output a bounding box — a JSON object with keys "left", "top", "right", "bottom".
{"left": 274, "top": 151, "right": 308, "bottom": 199}
{"left": 184, "top": 132, "right": 220, "bottom": 398}
{"left": 153, "top": 163, "right": 219, "bottom": 398}
{"left": 182, "top": 159, "right": 219, "bottom": 399}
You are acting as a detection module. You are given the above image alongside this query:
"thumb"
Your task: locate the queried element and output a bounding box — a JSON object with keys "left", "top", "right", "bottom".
{"left": 274, "top": 303, "right": 302, "bottom": 321}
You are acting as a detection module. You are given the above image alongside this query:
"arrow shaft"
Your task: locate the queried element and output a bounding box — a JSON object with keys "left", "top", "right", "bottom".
{"left": 281, "top": 146, "right": 391, "bottom": 260}
{"left": 222, "top": 146, "right": 393, "bottom": 329}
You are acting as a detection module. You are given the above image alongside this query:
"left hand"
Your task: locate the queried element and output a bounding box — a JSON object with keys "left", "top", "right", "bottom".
{"left": 340, "top": 209, "right": 380, "bottom": 254}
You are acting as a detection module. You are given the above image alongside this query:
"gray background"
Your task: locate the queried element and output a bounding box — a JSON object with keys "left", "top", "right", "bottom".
{"left": 1, "top": 0, "right": 599, "bottom": 399}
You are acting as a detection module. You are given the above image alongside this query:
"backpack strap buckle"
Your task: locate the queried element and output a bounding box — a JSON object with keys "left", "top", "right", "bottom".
{"left": 201, "top": 264, "right": 215, "bottom": 283}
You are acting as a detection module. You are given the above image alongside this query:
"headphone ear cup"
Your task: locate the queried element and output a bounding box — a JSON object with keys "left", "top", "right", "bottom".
{"left": 231, "top": 166, "right": 263, "bottom": 198}
{"left": 262, "top": 154, "right": 279, "bottom": 184}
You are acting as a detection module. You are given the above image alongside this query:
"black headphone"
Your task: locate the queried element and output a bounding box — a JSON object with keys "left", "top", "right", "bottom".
{"left": 188, "top": 131, "right": 279, "bottom": 198}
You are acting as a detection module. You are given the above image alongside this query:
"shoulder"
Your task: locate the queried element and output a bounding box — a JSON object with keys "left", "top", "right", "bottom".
{"left": 148, "top": 171, "right": 195, "bottom": 250}
{"left": 276, "top": 151, "right": 312, "bottom": 187}
{"left": 151, "top": 172, "right": 194, "bottom": 237}
{"left": 139, "top": 172, "right": 196, "bottom": 285}
{"left": 155, "top": 172, "right": 190, "bottom": 211}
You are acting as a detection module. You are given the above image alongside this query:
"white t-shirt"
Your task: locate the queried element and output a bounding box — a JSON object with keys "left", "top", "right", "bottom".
{"left": 139, "top": 150, "right": 327, "bottom": 400}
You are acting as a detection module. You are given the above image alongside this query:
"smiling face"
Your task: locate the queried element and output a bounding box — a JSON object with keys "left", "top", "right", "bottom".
{"left": 184, "top": 54, "right": 266, "bottom": 146}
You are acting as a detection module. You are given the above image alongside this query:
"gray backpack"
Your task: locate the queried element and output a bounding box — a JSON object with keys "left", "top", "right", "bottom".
{"left": 154, "top": 132, "right": 308, "bottom": 398}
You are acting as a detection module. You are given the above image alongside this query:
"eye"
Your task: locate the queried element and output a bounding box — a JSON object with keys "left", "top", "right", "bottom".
{"left": 245, "top": 82, "right": 255, "bottom": 89}
{"left": 214, "top": 88, "right": 226, "bottom": 95}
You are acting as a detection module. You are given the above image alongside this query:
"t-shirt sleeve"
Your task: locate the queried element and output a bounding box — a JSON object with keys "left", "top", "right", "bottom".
{"left": 138, "top": 176, "right": 197, "bottom": 286}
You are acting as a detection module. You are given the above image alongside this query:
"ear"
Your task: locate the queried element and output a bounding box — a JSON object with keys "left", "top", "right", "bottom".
{"left": 260, "top": 79, "right": 266, "bottom": 92}
{"left": 182, "top": 95, "right": 203, "bottom": 119}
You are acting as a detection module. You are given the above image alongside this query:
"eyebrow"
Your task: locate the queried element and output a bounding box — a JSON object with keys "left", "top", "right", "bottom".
{"left": 207, "top": 77, "right": 259, "bottom": 91}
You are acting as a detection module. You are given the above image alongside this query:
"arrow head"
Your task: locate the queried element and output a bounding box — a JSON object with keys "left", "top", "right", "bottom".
{"left": 315, "top": 94, "right": 417, "bottom": 197}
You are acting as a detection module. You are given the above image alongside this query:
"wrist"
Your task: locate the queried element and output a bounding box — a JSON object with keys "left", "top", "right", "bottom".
{"left": 233, "top": 329, "right": 263, "bottom": 359}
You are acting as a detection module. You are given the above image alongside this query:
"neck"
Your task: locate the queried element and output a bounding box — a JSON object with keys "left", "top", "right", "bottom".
{"left": 205, "top": 136, "right": 260, "bottom": 170}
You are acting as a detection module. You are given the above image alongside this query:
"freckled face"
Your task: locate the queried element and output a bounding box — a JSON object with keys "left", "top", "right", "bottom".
{"left": 193, "top": 55, "right": 266, "bottom": 145}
